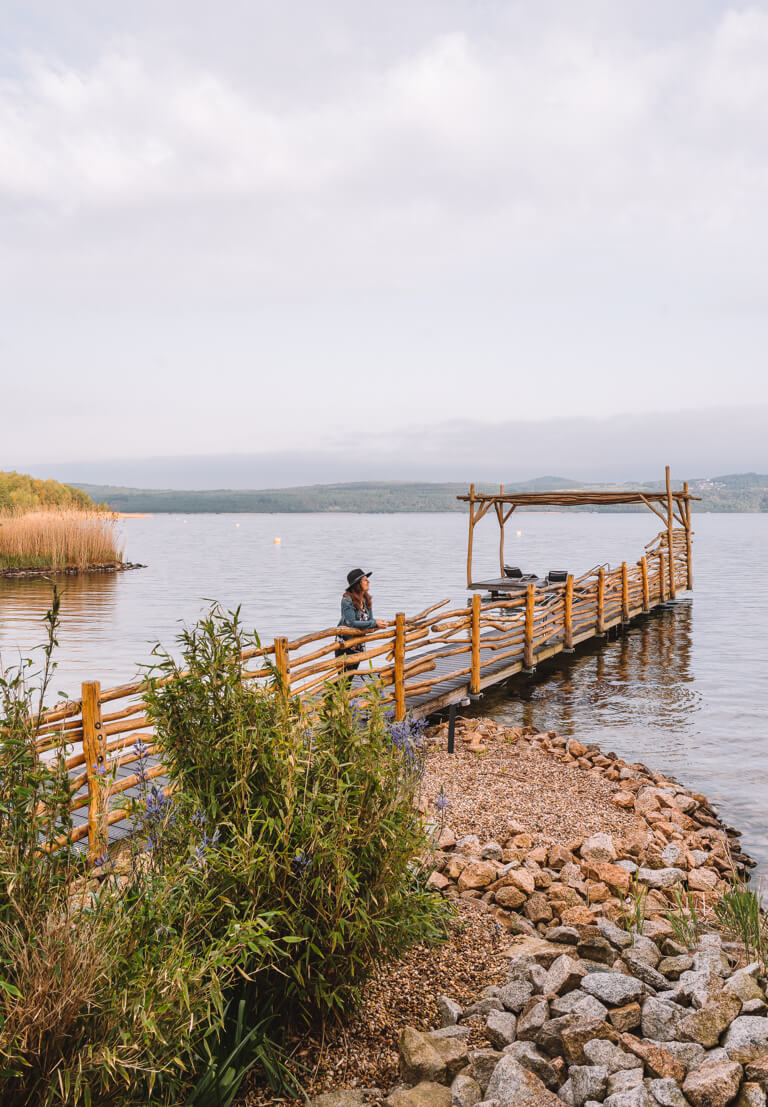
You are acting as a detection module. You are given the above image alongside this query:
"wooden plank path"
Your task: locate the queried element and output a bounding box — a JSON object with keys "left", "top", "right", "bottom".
{"left": 28, "top": 468, "right": 697, "bottom": 858}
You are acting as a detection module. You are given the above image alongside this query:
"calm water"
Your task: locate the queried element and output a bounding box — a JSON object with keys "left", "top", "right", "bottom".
{"left": 1, "top": 512, "right": 766, "bottom": 883}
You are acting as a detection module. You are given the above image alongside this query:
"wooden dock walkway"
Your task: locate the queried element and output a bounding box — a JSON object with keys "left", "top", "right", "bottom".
{"left": 28, "top": 469, "right": 696, "bottom": 858}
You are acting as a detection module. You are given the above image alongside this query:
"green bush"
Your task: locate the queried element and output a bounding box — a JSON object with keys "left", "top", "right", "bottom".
{"left": 0, "top": 600, "right": 447, "bottom": 1105}
{"left": 144, "top": 604, "right": 448, "bottom": 1024}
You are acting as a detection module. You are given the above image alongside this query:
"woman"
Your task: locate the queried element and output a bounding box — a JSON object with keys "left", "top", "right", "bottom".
{"left": 336, "top": 568, "right": 387, "bottom": 670}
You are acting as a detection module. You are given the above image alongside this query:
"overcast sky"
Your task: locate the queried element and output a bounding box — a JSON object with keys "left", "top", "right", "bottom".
{"left": 2, "top": 1, "right": 768, "bottom": 482}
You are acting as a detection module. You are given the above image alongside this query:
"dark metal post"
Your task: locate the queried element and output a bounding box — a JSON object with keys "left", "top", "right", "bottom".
{"left": 447, "top": 702, "right": 457, "bottom": 754}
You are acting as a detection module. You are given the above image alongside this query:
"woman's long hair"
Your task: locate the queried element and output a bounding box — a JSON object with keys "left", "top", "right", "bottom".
{"left": 345, "top": 581, "right": 372, "bottom": 615}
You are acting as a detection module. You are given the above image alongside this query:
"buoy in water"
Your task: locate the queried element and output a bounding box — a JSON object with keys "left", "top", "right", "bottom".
{"left": 274, "top": 537, "right": 281, "bottom": 544}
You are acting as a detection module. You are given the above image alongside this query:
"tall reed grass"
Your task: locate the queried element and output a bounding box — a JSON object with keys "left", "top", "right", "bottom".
{"left": 0, "top": 510, "right": 123, "bottom": 570}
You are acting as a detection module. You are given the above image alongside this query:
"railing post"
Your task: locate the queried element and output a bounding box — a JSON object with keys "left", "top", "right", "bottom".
{"left": 524, "top": 582, "right": 535, "bottom": 669}
{"left": 394, "top": 613, "right": 406, "bottom": 722}
{"left": 658, "top": 550, "right": 666, "bottom": 603}
{"left": 82, "top": 681, "right": 107, "bottom": 862}
{"left": 564, "top": 574, "right": 574, "bottom": 651}
{"left": 597, "top": 568, "right": 605, "bottom": 634}
{"left": 466, "top": 483, "right": 476, "bottom": 588}
{"left": 621, "top": 561, "right": 629, "bottom": 623}
{"left": 641, "top": 556, "right": 650, "bottom": 612}
{"left": 683, "top": 480, "right": 693, "bottom": 591}
{"left": 274, "top": 637, "right": 290, "bottom": 695}
{"left": 666, "top": 465, "right": 676, "bottom": 600}
{"left": 470, "top": 593, "right": 481, "bottom": 693}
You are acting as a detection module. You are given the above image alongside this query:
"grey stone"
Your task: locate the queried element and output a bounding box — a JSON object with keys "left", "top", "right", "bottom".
{"left": 693, "top": 935, "right": 731, "bottom": 979}
{"left": 583, "top": 1039, "right": 644, "bottom": 1073}
{"left": 636, "top": 868, "right": 686, "bottom": 890}
{"left": 737, "top": 1084, "right": 768, "bottom": 1107}
{"left": 545, "top": 954, "right": 588, "bottom": 995}
{"left": 630, "top": 936, "right": 663, "bottom": 968}
{"left": 657, "top": 955, "right": 695, "bottom": 980}
{"left": 429, "top": 1026, "right": 471, "bottom": 1040}
{"left": 570, "top": 1065, "right": 609, "bottom": 1107}
{"left": 603, "top": 1088, "right": 653, "bottom": 1106}
{"left": 607, "top": 1071, "right": 645, "bottom": 1095}
{"left": 616, "top": 860, "right": 639, "bottom": 875}
{"left": 674, "top": 970, "right": 716, "bottom": 1010}
{"left": 516, "top": 997, "right": 549, "bottom": 1040}
{"left": 313, "top": 1092, "right": 369, "bottom": 1107}
{"left": 723, "top": 1016, "right": 768, "bottom": 1062}
{"left": 484, "top": 1055, "right": 560, "bottom": 1105}
{"left": 506, "top": 953, "right": 537, "bottom": 982}
{"left": 485, "top": 1011, "right": 518, "bottom": 1050}
{"left": 498, "top": 979, "right": 534, "bottom": 1014}
{"left": 661, "top": 843, "right": 684, "bottom": 867}
{"left": 385, "top": 1082, "right": 453, "bottom": 1107}
{"left": 703, "top": 1048, "right": 730, "bottom": 1064}
{"left": 546, "top": 926, "right": 581, "bottom": 945}
{"left": 624, "top": 952, "right": 669, "bottom": 992}
{"left": 482, "top": 841, "right": 504, "bottom": 861}
{"left": 530, "top": 964, "right": 551, "bottom": 993}
{"left": 743, "top": 999, "right": 768, "bottom": 1016}
{"left": 559, "top": 1078, "right": 575, "bottom": 1105}
{"left": 724, "top": 966, "right": 766, "bottom": 1005}
{"left": 503, "top": 1041, "right": 559, "bottom": 1089}
{"left": 581, "top": 973, "right": 646, "bottom": 1006}
{"left": 450, "top": 1071, "right": 483, "bottom": 1107}
{"left": 646, "top": 1077, "right": 689, "bottom": 1106}
{"left": 456, "top": 835, "right": 482, "bottom": 855}
{"left": 597, "top": 920, "right": 634, "bottom": 951}
{"left": 399, "top": 1027, "right": 448, "bottom": 1084}
{"left": 468, "top": 1050, "right": 504, "bottom": 1093}
{"left": 464, "top": 998, "right": 505, "bottom": 1019}
{"left": 550, "top": 991, "right": 609, "bottom": 1022}
{"left": 438, "top": 996, "right": 463, "bottom": 1027}
{"left": 481, "top": 986, "right": 502, "bottom": 999}
{"left": 581, "top": 833, "right": 618, "bottom": 864}
{"left": 641, "top": 997, "right": 688, "bottom": 1042}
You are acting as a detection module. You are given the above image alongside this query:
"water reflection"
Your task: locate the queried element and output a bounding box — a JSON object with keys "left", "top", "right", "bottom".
{"left": 481, "top": 604, "right": 699, "bottom": 747}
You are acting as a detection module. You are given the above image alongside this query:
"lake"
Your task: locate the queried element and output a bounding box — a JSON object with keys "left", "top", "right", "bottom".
{"left": 1, "top": 511, "right": 766, "bottom": 886}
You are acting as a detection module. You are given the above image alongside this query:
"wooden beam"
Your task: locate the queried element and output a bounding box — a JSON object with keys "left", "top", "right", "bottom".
{"left": 683, "top": 480, "right": 693, "bottom": 590}
{"left": 274, "top": 637, "right": 290, "bottom": 694}
{"left": 470, "top": 594, "right": 481, "bottom": 693}
{"left": 564, "top": 574, "right": 574, "bottom": 650}
{"left": 82, "top": 681, "right": 108, "bottom": 862}
{"left": 641, "top": 555, "right": 650, "bottom": 612}
{"left": 638, "top": 494, "right": 668, "bottom": 526}
{"left": 666, "top": 466, "right": 676, "bottom": 600}
{"left": 597, "top": 568, "right": 605, "bottom": 634}
{"left": 466, "top": 483, "right": 475, "bottom": 588}
{"left": 621, "top": 561, "right": 629, "bottom": 623}
{"left": 394, "top": 613, "right": 406, "bottom": 721}
{"left": 524, "top": 583, "right": 535, "bottom": 668}
{"left": 497, "top": 484, "right": 505, "bottom": 576}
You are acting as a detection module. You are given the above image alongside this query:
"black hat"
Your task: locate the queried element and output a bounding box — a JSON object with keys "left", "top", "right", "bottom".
{"left": 347, "top": 568, "right": 371, "bottom": 589}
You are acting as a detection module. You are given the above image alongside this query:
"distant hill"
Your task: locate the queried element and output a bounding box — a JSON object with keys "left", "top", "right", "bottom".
{"left": 72, "top": 475, "right": 768, "bottom": 514}
{"left": 0, "top": 471, "right": 94, "bottom": 514}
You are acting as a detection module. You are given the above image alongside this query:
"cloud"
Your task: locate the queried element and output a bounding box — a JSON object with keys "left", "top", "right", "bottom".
{"left": 2, "top": 9, "right": 768, "bottom": 233}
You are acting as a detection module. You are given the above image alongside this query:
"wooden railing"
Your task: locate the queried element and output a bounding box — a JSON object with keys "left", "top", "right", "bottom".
{"left": 31, "top": 530, "right": 689, "bottom": 857}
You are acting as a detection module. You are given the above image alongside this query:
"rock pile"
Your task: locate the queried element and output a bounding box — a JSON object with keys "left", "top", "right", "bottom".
{"left": 315, "top": 929, "right": 768, "bottom": 1107}
{"left": 427, "top": 727, "right": 753, "bottom": 938}
{"left": 310, "top": 725, "right": 765, "bottom": 1107}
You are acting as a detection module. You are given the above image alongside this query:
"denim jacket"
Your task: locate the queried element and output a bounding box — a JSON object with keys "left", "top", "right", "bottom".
{"left": 338, "top": 593, "right": 376, "bottom": 632}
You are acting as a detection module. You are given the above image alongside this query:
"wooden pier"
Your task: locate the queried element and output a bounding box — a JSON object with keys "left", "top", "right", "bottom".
{"left": 28, "top": 468, "right": 696, "bottom": 858}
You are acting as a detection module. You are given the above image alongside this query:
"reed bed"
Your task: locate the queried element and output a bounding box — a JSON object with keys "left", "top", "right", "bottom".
{"left": 0, "top": 509, "right": 123, "bottom": 569}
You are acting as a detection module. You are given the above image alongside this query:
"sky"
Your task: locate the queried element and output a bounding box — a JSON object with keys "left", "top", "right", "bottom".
{"left": 2, "top": 1, "right": 768, "bottom": 484}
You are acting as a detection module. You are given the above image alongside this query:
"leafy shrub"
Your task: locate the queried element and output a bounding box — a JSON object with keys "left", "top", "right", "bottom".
{"left": 144, "top": 604, "right": 448, "bottom": 1024}
{"left": 0, "top": 600, "right": 448, "bottom": 1105}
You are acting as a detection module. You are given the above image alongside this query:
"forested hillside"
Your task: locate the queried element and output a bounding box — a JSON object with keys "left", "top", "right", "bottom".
{"left": 0, "top": 471, "right": 94, "bottom": 514}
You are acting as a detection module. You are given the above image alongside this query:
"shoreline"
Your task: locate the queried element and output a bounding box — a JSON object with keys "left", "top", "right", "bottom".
{"left": 243, "top": 717, "right": 763, "bottom": 1106}
{"left": 0, "top": 561, "right": 146, "bottom": 579}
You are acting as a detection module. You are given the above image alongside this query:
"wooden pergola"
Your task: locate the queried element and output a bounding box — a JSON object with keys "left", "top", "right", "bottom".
{"left": 457, "top": 466, "right": 698, "bottom": 598}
